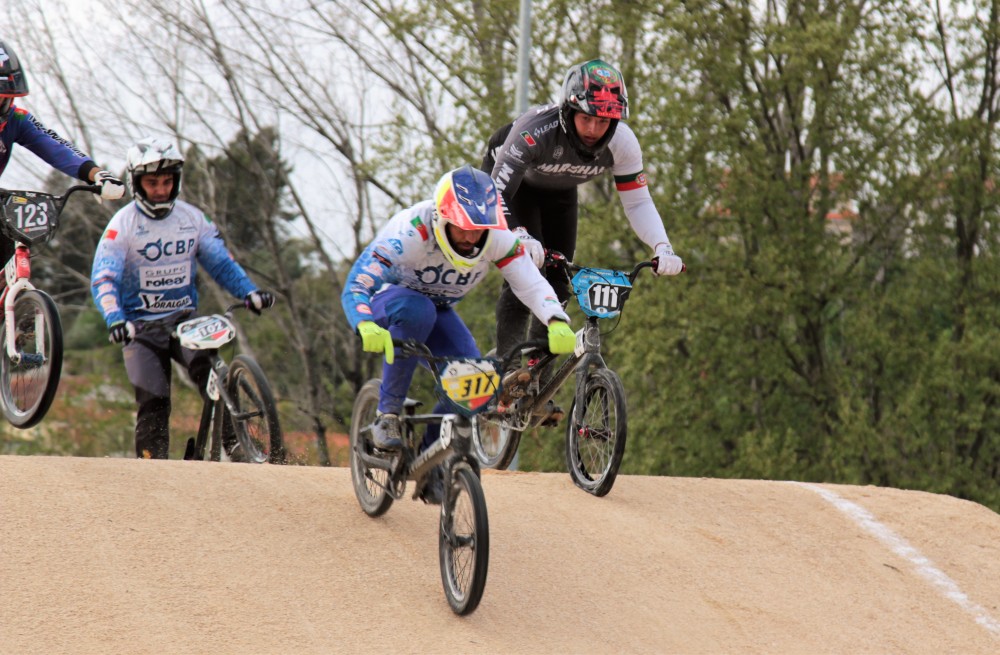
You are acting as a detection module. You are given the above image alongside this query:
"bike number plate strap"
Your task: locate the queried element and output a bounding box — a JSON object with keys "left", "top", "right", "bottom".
{"left": 1, "top": 192, "right": 57, "bottom": 245}
{"left": 436, "top": 359, "right": 502, "bottom": 418}
{"left": 176, "top": 314, "right": 235, "bottom": 350}
{"left": 572, "top": 267, "right": 632, "bottom": 318}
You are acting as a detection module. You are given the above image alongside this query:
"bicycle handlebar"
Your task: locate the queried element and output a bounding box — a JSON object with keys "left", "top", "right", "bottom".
{"left": 545, "top": 250, "right": 686, "bottom": 280}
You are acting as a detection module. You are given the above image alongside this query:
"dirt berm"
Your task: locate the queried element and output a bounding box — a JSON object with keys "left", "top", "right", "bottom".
{"left": 1, "top": 455, "right": 999, "bottom": 654}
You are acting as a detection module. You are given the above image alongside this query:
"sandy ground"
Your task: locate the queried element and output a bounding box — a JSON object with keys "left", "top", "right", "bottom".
{"left": 1, "top": 455, "right": 999, "bottom": 655}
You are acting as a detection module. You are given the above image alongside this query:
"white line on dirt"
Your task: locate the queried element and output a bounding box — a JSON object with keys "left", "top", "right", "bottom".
{"left": 796, "top": 482, "right": 1000, "bottom": 638}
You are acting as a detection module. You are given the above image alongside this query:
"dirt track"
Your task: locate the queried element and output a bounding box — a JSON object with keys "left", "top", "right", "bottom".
{"left": 1, "top": 455, "right": 999, "bottom": 654}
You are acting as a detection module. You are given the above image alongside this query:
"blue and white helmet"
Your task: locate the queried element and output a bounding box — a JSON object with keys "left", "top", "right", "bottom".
{"left": 126, "top": 137, "right": 185, "bottom": 219}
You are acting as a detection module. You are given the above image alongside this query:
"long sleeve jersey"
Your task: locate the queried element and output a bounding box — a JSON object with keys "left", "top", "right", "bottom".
{"left": 486, "top": 103, "right": 672, "bottom": 250}
{"left": 0, "top": 106, "right": 97, "bottom": 182}
{"left": 91, "top": 200, "right": 258, "bottom": 326}
{"left": 341, "top": 199, "right": 569, "bottom": 330}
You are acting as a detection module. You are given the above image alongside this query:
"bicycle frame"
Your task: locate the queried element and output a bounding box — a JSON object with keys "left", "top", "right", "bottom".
{"left": 496, "top": 256, "right": 656, "bottom": 432}
{"left": 1, "top": 244, "right": 41, "bottom": 364}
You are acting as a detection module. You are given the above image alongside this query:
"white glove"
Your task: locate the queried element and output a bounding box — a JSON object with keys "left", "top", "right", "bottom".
{"left": 512, "top": 227, "right": 544, "bottom": 268}
{"left": 93, "top": 170, "right": 125, "bottom": 201}
{"left": 653, "top": 242, "right": 684, "bottom": 276}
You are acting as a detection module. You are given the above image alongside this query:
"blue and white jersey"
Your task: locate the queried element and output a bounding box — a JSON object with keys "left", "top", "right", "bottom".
{"left": 0, "top": 106, "right": 96, "bottom": 181}
{"left": 91, "top": 200, "right": 257, "bottom": 326}
{"left": 341, "top": 199, "right": 568, "bottom": 330}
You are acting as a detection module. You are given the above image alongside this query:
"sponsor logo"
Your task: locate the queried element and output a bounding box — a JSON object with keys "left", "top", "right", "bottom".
{"left": 536, "top": 163, "right": 607, "bottom": 176}
{"left": 139, "top": 294, "right": 192, "bottom": 312}
{"left": 387, "top": 238, "right": 404, "bottom": 254}
{"left": 364, "top": 262, "right": 383, "bottom": 276}
{"left": 356, "top": 304, "right": 372, "bottom": 315}
{"left": 356, "top": 273, "right": 375, "bottom": 288}
{"left": 532, "top": 121, "right": 558, "bottom": 138}
{"left": 98, "top": 283, "right": 114, "bottom": 295}
{"left": 509, "top": 144, "right": 524, "bottom": 158}
{"left": 520, "top": 131, "right": 536, "bottom": 147}
{"left": 553, "top": 146, "right": 564, "bottom": 160}
{"left": 138, "top": 238, "right": 196, "bottom": 262}
{"left": 414, "top": 264, "right": 482, "bottom": 287}
{"left": 100, "top": 295, "right": 119, "bottom": 312}
{"left": 141, "top": 264, "right": 189, "bottom": 290}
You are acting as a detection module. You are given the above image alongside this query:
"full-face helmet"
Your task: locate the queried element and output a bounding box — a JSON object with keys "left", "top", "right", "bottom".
{"left": 0, "top": 40, "right": 30, "bottom": 131}
{"left": 432, "top": 165, "right": 507, "bottom": 270}
{"left": 126, "top": 137, "right": 185, "bottom": 219}
{"left": 558, "top": 59, "right": 629, "bottom": 158}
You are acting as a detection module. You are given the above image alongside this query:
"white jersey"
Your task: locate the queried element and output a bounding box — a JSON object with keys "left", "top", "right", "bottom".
{"left": 341, "top": 199, "right": 568, "bottom": 329}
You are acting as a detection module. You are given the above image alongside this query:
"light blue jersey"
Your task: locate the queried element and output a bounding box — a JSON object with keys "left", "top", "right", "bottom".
{"left": 91, "top": 200, "right": 256, "bottom": 326}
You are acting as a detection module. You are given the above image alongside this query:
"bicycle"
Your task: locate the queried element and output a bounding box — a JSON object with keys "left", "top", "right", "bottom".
{"left": 473, "top": 251, "right": 680, "bottom": 497}
{"left": 0, "top": 184, "right": 101, "bottom": 428}
{"left": 176, "top": 303, "right": 284, "bottom": 464}
{"left": 349, "top": 338, "right": 512, "bottom": 615}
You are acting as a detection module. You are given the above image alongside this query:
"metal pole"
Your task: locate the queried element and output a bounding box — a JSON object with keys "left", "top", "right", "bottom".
{"left": 510, "top": 0, "right": 532, "bottom": 471}
{"left": 514, "top": 0, "right": 532, "bottom": 115}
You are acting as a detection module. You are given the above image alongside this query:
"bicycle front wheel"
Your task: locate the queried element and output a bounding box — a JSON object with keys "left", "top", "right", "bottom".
{"left": 439, "top": 464, "right": 489, "bottom": 615}
{"left": 0, "top": 289, "right": 63, "bottom": 429}
{"left": 565, "top": 367, "right": 627, "bottom": 497}
{"left": 226, "top": 355, "right": 283, "bottom": 463}
{"left": 349, "top": 379, "right": 394, "bottom": 517}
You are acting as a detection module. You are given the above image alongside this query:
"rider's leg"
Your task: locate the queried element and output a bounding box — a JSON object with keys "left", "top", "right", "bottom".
{"left": 419, "top": 306, "right": 480, "bottom": 452}
{"left": 124, "top": 324, "right": 174, "bottom": 459}
{"left": 495, "top": 185, "right": 544, "bottom": 362}
{"left": 370, "top": 286, "right": 439, "bottom": 415}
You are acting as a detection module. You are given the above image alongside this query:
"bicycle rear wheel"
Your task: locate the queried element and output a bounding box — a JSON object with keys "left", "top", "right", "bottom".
{"left": 0, "top": 289, "right": 63, "bottom": 429}
{"left": 225, "top": 355, "right": 283, "bottom": 463}
{"left": 439, "top": 464, "right": 489, "bottom": 615}
{"left": 565, "top": 367, "right": 627, "bottom": 497}
{"left": 349, "top": 379, "right": 394, "bottom": 517}
{"left": 472, "top": 416, "right": 521, "bottom": 470}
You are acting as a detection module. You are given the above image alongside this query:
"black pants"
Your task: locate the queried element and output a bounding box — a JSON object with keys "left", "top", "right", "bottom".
{"left": 493, "top": 183, "right": 578, "bottom": 362}
{"left": 123, "top": 317, "right": 214, "bottom": 459}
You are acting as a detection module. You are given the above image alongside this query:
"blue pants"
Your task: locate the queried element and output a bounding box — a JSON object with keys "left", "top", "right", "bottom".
{"left": 371, "top": 286, "right": 480, "bottom": 450}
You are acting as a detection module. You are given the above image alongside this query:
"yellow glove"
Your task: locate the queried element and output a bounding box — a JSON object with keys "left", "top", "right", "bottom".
{"left": 357, "top": 321, "right": 394, "bottom": 364}
{"left": 547, "top": 320, "right": 575, "bottom": 355}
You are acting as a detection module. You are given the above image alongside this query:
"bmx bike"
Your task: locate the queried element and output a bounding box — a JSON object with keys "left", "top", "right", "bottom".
{"left": 0, "top": 184, "right": 101, "bottom": 428}
{"left": 349, "top": 338, "right": 514, "bottom": 615}
{"left": 177, "top": 303, "right": 284, "bottom": 464}
{"left": 473, "top": 251, "right": 680, "bottom": 497}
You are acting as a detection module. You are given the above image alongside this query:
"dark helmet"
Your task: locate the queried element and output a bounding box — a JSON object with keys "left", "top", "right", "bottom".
{"left": 558, "top": 59, "right": 629, "bottom": 158}
{"left": 0, "top": 40, "right": 30, "bottom": 130}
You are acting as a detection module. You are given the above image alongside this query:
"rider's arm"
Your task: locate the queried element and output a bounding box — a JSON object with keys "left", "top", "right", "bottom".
{"left": 488, "top": 112, "right": 545, "bottom": 223}
{"left": 194, "top": 213, "right": 258, "bottom": 300}
{"left": 90, "top": 213, "right": 129, "bottom": 327}
{"left": 609, "top": 124, "right": 672, "bottom": 251}
{"left": 490, "top": 231, "right": 569, "bottom": 325}
{"left": 6, "top": 108, "right": 98, "bottom": 181}
{"left": 340, "top": 236, "right": 404, "bottom": 331}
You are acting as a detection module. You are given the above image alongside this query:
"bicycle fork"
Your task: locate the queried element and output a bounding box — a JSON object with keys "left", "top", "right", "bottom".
{"left": 3, "top": 245, "right": 40, "bottom": 365}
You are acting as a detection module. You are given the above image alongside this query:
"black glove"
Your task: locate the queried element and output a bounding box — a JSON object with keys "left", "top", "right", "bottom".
{"left": 108, "top": 321, "right": 133, "bottom": 345}
{"left": 245, "top": 290, "right": 275, "bottom": 315}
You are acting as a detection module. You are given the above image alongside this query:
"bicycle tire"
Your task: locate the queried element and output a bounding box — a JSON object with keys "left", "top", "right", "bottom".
{"left": 471, "top": 415, "right": 522, "bottom": 470}
{"left": 439, "top": 464, "right": 489, "bottom": 615}
{"left": 0, "top": 289, "right": 63, "bottom": 429}
{"left": 226, "top": 355, "right": 283, "bottom": 464}
{"left": 349, "top": 379, "right": 394, "bottom": 517}
{"left": 565, "top": 367, "right": 627, "bottom": 497}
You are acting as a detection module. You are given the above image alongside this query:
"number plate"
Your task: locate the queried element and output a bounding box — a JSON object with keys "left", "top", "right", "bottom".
{"left": 175, "top": 314, "right": 235, "bottom": 350}
{"left": 0, "top": 192, "right": 57, "bottom": 245}
{"left": 437, "top": 359, "right": 502, "bottom": 417}
{"left": 572, "top": 267, "right": 632, "bottom": 318}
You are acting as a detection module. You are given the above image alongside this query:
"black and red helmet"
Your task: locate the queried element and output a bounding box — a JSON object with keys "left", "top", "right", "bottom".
{"left": 558, "top": 59, "right": 629, "bottom": 158}
{"left": 0, "top": 40, "right": 29, "bottom": 130}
